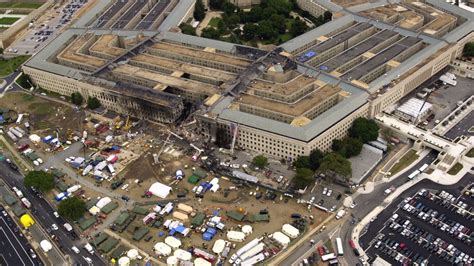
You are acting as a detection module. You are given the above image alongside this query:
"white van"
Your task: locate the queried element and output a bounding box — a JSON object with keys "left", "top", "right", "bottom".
{"left": 84, "top": 243, "right": 94, "bottom": 254}
{"left": 71, "top": 246, "right": 80, "bottom": 254}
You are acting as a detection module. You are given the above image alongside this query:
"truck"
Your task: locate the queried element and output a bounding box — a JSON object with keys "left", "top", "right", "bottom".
{"left": 335, "top": 210, "right": 346, "bottom": 220}
{"left": 236, "top": 243, "right": 265, "bottom": 263}
{"left": 63, "top": 223, "right": 73, "bottom": 232}
{"left": 384, "top": 186, "right": 396, "bottom": 196}
{"left": 9, "top": 127, "right": 23, "bottom": 138}
{"left": 12, "top": 187, "right": 24, "bottom": 198}
{"left": 14, "top": 127, "right": 25, "bottom": 136}
{"left": 7, "top": 131, "right": 18, "bottom": 142}
{"left": 16, "top": 114, "right": 24, "bottom": 125}
{"left": 229, "top": 237, "right": 262, "bottom": 264}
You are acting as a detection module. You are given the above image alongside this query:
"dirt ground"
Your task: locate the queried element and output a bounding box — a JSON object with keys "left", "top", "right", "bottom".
{"left": 0, "top": 92, "right": 82, "bottom": 133}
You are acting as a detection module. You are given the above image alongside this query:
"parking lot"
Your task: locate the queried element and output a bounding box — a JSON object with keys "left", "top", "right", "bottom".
{"left": 9, "top": 0, "right": 88, "bottom": 55}
{"left": 361, "top": 177, "right": 474, "bottom": 265}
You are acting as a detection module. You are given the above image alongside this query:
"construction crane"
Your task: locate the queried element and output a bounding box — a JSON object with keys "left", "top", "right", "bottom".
{"left": 123, "top": 115, "right": 131, "bottom": 131}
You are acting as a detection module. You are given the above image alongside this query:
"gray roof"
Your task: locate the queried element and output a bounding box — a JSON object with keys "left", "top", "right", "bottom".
{"left": 72, "top": 0, "right": 111, "bottom": 28}
{"left": 158, "top": 0, "right": 194, "bottom": 32}
{"left": 160, "top": 31, "right": 238, "bottom": 53}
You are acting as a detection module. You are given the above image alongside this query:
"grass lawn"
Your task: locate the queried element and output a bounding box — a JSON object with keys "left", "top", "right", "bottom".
{"left": 279, "top": 33, "right": 292, "bottom": 42}
{"left": 466, "top": 148, "right": 474, "bottom": 158}
{"left": 0, "top": 55, "right": 30, "bottom": 77}
{"left": 389, "top": 149, "right": 419, "bottom": 175}
{"left": 447, "top": 163, "right": 463, "bottom": 175}
{"left": 0, "top": 17, "right": 20, "bottom": 25}
{"left": 208, "top": 17, "right": 221, "bottom": 28}
{"left": 0, "top": 2, "right": 43, "bottom": 8}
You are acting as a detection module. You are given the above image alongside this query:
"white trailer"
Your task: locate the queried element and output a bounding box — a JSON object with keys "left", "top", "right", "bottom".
{"left": 241, "top": 253, "right": 265, "bottom": 265}
{"left": 238, "top": 243, "right": 265, "bottom": 263}
{"left": 7, "top": 131, "right": 18, "bottom": 142}
{"left": 229, "top": 237, "right": 261, "bottom": 264}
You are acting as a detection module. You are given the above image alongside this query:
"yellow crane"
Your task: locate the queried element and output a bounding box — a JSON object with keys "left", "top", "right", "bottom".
{"left": 122, "top": 115, "right": 131, "bottom": 131}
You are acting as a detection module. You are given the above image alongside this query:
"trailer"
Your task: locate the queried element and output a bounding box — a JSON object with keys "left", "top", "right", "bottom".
{"left": 193, "top": 248, "right": 216, "bottom": 263}
{"left": 237, "top": 243, "right": 265, "bottom": 263}
{"left": 107, "top": 164, "right": 116, "bottom": 175}
{"left": 419, "top": 164, "right": 429, "bottom": 172}
{"left": 82, "top": 165, "right": 93, "bottom": 176}
{"left": 229, "top": 238, "right": 261, "bottom": 263}
{"left": 9, "top": 127, "right": 23, "bottom": 138}
{"left": 7, "top": 131, "right": 18, "bottom": 142}
{"left": 21, "top": 197, "right": 32, "bottom": 208}
{"left": 321, "top": 253, "right": 337, "bottom": 262}
{"left": 14, "top": 126, "right": 25, "bottom": 136}
{"left": 16, "top": 114, "right": 24, "bottom": 124}
{"left": 241, "top": 253, "right": 265, "bottom": 265}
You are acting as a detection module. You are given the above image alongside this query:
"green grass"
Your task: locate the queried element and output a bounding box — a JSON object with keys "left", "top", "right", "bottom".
{"left": 466, "top": 148, "right": 474, "bottom": 158}
{"left": 0, "top": 2, "right": 43, "bottom": 9}
{"left": 0, "top": 55, "right": 30, "bottom": 77}
{"left": 447, "top": 163, "right": 463, "bottom": 175}
{"left": 389, "top": 149, "right": 419, "bottom": 175}
{"left": 0, "top": 17, "right": 20, "bottom": 25}
{"left": 208, "top": 17, "right": 221, "bottom": 28}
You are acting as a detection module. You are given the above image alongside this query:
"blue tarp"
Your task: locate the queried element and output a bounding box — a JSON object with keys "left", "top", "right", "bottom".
{"left": 202, "top": 232, "right": 213, "bottom": 241}
{"left": 175, "top": 225, "right": 186, "bottom": 234}
{"left": 206, "top": 228, "right": 217, "bottom": 235}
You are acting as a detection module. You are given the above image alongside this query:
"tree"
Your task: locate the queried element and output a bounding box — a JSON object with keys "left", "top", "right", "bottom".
{"left": 257, "top": 20, "right": 277, "bottom": 40}
{"left": 319, "top": 153, "right": 352, "bottom": 180}
{"left": 270, "top": 14, "right": 286, "bottom": 34}
{"left": 463, "top": 42, "right": 474, "bottom": 57}
{"left": 252, "top": 155, "right": 268, "bottom": 168}
{"left": 243, "top": 23, "right": 258, "bottom": 40}
{"left": 223, "top": 13, "right": 240, "bottom": 29}
{"left": 179, "top": 23, "right": 196, "bottom": 35}
{"left": 308, "top": 149, "right": 324, "bottom": 170}
{"left": 24, "top": 171, "right": 54, "bottom": 192}
{"left": 16, "top": 73, "right": 33, "bottom": 89}
{"left": 201, "top": 27, "right": 221, "bottom": 40}
{"left": 290, "top": 18, "right": 308, "bottom": 37}
{"left": 193, "top": 0, "right": 206, "bottom": 21}
{"left": 222, "top": 2, "right": 238, "bottom": 15}
{"left": 293, "top": 155, "right": 310, "bottom": 169}
{"left": 71, "top": 92, "right": 83, "bottom": 105}
{"left": 323, "top": 11, "right": 332, "bottom": 22}
{"left": 349, "top": 117, "right": 379, "bottom": 143}
{"left": 292, "top": 167, "right": 314, "bottom": 189}
{"left": 332, "top": 137, "right": 363, "bottom": 158}
{"left": 209, "top": 0, "right": 225, "bottom": 9}
{"left": 247, "top": 7, "right": 263, "bottom": 23}
{"left": 58, "top": 197, "right": 86, "bottom": 221}
{"left": 87, "top": 96, "right": 101, "bottom": 109}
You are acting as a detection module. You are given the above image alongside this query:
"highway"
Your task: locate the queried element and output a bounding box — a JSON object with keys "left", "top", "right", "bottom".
{"left": 283, "top": 150, "right": 438, "bottom": 265}
{"left": 0, "top": 161, "right": 107, "bottom": 266}
{"left": 0, "top": 208, "right": 40, "bottom": 266}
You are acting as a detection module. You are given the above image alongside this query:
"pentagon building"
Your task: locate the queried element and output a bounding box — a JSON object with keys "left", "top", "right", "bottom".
{"left": 23, "top": 0, "right": 474, "bottom": 160}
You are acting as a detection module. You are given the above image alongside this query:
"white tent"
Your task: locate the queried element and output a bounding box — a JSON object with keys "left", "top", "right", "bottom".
{"left": 126, "top": 249, "right": 139, "bottom": 259}
{"left": 174, "top": 249, "right": 192, "bottom": 261}
{"left": 165, "top": 236, "right": 182, "bottom": 250}
{"left": 40, "top": 240, "right": 52, "bottom": 252}
{"left": 282, "top": 224, "right": 299, "bottom": 238}
{"left": 29, "top": 134, "right": 41, "bottom": 143}
{"left": 227, "top": 231, "right": 246, "bottom": 242}
{"left": 167, "top": 256, "right": 178, "bottom": 266}
{"left": 89, "top": 206, "right": 101, "bottom": 215}
{"left": 153, "top": 242, "right": 172, "bottom": 256}
{"left": 272, "top": 231, "right": 290, "bottom": 247}
{"left": 177, "top": 203, "right": 193, "bottom": 214}
{"left": 212, "top": 239, "right": 226, "bottom": 254}
{"left": 118, "top": 257, "right": 130, "bottom": 266}
{"left": 242, "top": 225, "right": 253, "bottom": 235}
{"left": 194, "top": 258, "right": 212, "bottom": 266}
{"left": 96, "top": 197, "right": 112, "bottom": 209}
{"left": 148, "top": 182, "right": 172, "bottom": 198}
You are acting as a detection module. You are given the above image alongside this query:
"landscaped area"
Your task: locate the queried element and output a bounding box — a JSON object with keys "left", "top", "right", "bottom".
{"left": 0, "top": 55, "right": 30, "bottom": 77}
{"left": 0, "top": 17, "right": 20, "bottom": 25}
{"left": 389, "top": 149, "right": 419, "bottom": 175}
{"left": 183, "top": 0, "right": 332, "bottom": 46}
{"left": 447, "top": 162, "right": 463, "bottom": 175}
{"left": 0, "top": 2, "right": 43, "bottom": 9}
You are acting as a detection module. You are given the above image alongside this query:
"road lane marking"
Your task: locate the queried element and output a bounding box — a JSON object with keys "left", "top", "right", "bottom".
{"left": 0, "top": 217, "right": 34, "bottom": 265}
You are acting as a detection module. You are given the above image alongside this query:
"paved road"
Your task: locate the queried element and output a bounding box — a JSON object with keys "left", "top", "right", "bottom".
{"left": 0, "top": 70, "right": 23, "bottom": 96}
{"left": 0, "top": 161, "right": 106, "bottom": 265}
{"left": 0, "top": 207, "right": 40, "bottom": 266}
{"left": 283, "top": 150, "right": 438, "bottom": 265}
{"left": 444, "top": 110, "right": 473, "bottom": 140}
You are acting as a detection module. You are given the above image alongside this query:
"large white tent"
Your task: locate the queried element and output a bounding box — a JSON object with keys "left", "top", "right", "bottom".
{"left": 148, "top": 182, "right": 172, "bottom": 198}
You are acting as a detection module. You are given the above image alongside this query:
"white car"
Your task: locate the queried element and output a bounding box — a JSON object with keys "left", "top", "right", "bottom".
{"left": 327, "top": 189, "right": 332, "bottom": 197}
{"left": 65, "top": 158, "right": 71, "bottom": 163}
{"left": 350, "top": 202, "right": 357, "bottom": 209}
{"left": 322, "top": 187, "right": 328, "bottom": 195}
{"left": 84, "top": 257, "right": 92, "bottom": 264}
{"left": 71, "top": 246, "right": 80, "bottom": 254}
{"left": 53, "top": 211, "right": 59, "bottom": 218}
{"left": 51, "top": 224, "right": 58, "bottom": 231}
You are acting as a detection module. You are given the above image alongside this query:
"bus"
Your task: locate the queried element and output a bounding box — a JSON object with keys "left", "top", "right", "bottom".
{"left": 335, "top": 237, "right": 344, "bottom": 256}
{"left": 408, "top": 170, "right": 420, "bottom": 180}
{"left": 419, "top": 164, "right": 429, "bottom": 172}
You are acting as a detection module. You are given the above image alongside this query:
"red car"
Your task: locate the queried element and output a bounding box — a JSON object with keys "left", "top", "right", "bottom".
{"left": 317, "top": 246, "right": 325, "bottom": 256}
{"left": 348, "top": 239, "right": 356, "bottom": 249}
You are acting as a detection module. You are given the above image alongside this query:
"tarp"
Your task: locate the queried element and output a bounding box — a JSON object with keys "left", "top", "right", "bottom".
{"left": 193, "top": 169, "right": 207, "bottom": 178}
{"left": 114, "top": 212, "right": 130, "bottom": 226}
{"left": 3, "top": 194, "right": 17, "bottom": 205}
{"left": 148, "top": 182, "right": 172, "bottom": 199}
{"left": 111, "top": 245, "right": 128, "bottom": 259}
{"left": 192, "top": 213, "right": 206, "bottom": 226}
{"left": 252, "top": 213, "right": 270, "bottom": 222}
{"left": 187, "top": 175, "right": 200, "bottom": 184}
{"left": 86, "top": 198, "right": 99, "bottom": 210}
{"left": 132, "top": 206, "right": 148, "bottom": 215}
{"left": 132, "top": 227, "right": 150, "bottom": 241}
{"left": 101, "top": 201, "right": 119, "bottom": 214}
{"left": 94, "top": 233, "right": 109, "bottom": 246}
{"left": 99, "top": 237, "right": 119, "bottom": 253}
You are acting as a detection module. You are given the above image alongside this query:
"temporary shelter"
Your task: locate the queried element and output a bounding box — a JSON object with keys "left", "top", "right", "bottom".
{"left": 282, "top": 224, "right": 300, "bottom": 238}
{"left": 242, "top": 225, "right": 253, "bottom": 235}
{"left": 172, "top": 211, "right": 188, "bottom": 222}
{"left": 148, "top": 182, "right": 172, "bottom": 198}
{"left": 29, "top": 134, "right": 41, "bottom": 143}
{"left": 194, "top": 258, "right": 212, "bottom": 266}
{"left": 126, "top": 249, "right": 139, "bottom": 260}
{"left": 166, "top": 256, "right": 178, "bottom": 266}
{"left": 96, "top": 197, "right": 112, "bottom": 209}
{"left": 89, "top": 206, "right": 101, "bottom": 215}
{"left": 272, "top": 231, "right": 290, "bottom": 247}
{"left": 212, "top": 239, "right": 226, "bottom": 254}
{"left": 177, "top": 203, "right": 193, "bottom": 214}
{"left": 20, "top": 214, "right": 35, "bottom": 228}
{"left": 165, "top": 236, "right": 182, "bottom": 250}
{"left": 40, "top": 240, "right": 52, "bottom": 252}
{"left": 227, "top": 231, "right": 246, "bottom": 242}
{"left": 118, "top": 257, "right": 130, "bottom": 266}
{"left": 174, "top": 249, "right": 192, "bottom": 261}
{"left": 153, "top": 242, "right": 171, "bottom": 256}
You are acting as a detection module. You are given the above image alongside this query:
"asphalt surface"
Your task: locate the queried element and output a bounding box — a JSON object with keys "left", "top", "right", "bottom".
{"left": 0, "top": 208, "right": 40, "bottom": 266}
{"left": 284, "top": 150, "right": 439, "bottom": 265}
{"left": 0, "top": 161, "right": 106, "bottom": 266}
{"left": 0, "top": 70, "right": 23, "bottom": 95}
{"left": 360, "top": 173, "right": 474, "bottom": 264}
{"left": 444, "top": 110, "right": 474, "bottom": 140}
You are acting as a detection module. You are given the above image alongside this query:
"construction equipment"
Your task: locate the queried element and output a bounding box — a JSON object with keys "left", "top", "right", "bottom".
{"left": 123, "top": 115, "right": 131, "bottom": 131}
